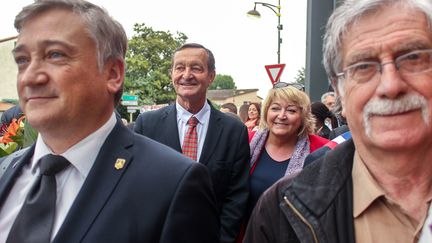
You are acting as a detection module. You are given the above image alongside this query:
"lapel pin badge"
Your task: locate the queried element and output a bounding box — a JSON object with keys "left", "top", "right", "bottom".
{"left": 114, "top": 158, "right": 126, "bottom": 170}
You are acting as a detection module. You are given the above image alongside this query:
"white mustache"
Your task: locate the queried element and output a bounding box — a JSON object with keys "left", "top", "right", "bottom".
{"left": 363, "top": 93, "right": 430, "bottom": 137}
{"left": 364, "top": 94, "right": 428, "bottom": 116}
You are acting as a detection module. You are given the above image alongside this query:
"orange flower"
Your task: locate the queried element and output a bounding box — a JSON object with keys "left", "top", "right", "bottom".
{"left": 0, "top": 116, "right": 25, "bottom": 144}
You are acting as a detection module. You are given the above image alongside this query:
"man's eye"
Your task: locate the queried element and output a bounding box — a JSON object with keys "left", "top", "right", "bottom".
{"left": 405, "top": 53, "right": 421, "bottom": 61}
{"left": 15, "top": 56, "right": 29, "bottom": 65}
{"left": 47, "top": 51, "right": 65, "bottom": 59}
{"left": 354, "top": 63, "right": 374, "bottom": 71}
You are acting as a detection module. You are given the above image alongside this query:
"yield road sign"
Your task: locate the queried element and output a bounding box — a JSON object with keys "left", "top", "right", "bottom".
{"left": 265, "top": 64, "right": 286, "bottom": 85}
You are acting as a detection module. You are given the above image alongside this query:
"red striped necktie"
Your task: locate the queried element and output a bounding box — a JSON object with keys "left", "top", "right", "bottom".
{"left": 182, "top": 116, "right": 198, "bottom": 161}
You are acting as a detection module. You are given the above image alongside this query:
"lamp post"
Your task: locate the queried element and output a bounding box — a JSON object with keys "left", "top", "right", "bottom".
{"left": 247, "top": 0, "right": 282, "bottom": 64}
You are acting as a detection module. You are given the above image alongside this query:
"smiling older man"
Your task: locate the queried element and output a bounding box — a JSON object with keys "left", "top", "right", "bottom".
{"left": 243, "top": 0, "right": 432, "bottom": 242}
{"left": 134, "top": 43, "right": 250, "bottom": 243}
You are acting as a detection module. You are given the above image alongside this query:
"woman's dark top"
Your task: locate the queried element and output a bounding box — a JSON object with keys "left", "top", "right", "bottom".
{"left": 249, "top": 148, "right": 290, "bottom": 213}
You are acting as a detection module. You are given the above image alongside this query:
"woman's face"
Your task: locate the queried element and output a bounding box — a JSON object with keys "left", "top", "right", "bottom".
{"left": 266, "top": 98, "right": 303, "bottom": 138}
{"left": 248, "top": 104, "right": 259, "bottom": 120}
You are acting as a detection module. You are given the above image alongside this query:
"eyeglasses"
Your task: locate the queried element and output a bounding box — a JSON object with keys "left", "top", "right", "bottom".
{"left": 336, "top": 49, "right": 432, "bottom": 83}
{"left": 273, "top": 82, "right": 305, "bottom": 91}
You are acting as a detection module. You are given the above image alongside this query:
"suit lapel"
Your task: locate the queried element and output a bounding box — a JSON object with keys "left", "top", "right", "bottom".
{"left": 54, "top": 122, "right": 134, "bottom": 243}
{"left": 160, "top": 104, "right": 182, "bottom": 152}
{"left": 199, "top": 107, "right": 223, "bottom": 165}
{"left": 0, "top": 146, "right": 34, "bottom": 207}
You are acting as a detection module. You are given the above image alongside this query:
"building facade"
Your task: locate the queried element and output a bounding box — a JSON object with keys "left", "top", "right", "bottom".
{"left": 0, "top": 36, "right": 18, "bottom": 112}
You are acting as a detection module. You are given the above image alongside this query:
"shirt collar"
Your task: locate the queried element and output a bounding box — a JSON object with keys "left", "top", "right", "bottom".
{"left": 176, "top": 100, "right": 211, "bottom": 124}
{"left": 32, "top": 113, "right": 117, "bottom": 177}
{"left": 352, "top": 151, "right": 386, "bottom": 218}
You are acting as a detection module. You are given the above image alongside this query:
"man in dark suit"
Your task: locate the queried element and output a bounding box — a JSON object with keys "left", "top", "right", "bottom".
{"left": 134, "top": 43, "right": 250, "bottom": 243}
{"left": 0, "top": 1, "right": 219, "bottom": 242}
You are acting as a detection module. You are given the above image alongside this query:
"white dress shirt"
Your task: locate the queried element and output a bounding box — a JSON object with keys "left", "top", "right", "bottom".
{"left": 0, "top": 113, "right": 116, "bottom": 243}
{"left": 176, "top": 101, "right": 210, "bottom": 161}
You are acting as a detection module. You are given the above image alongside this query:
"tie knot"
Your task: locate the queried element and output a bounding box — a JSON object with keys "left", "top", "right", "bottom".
{"left": 39, "top": 154, "right": 70, "bottom": 176}
{"left": 188, "top": 116, "right": 198, "bottom": 127}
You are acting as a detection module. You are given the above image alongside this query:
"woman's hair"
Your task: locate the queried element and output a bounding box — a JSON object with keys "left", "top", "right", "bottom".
{"left": 259, "top": 86, "right": 315, "bottom": 137}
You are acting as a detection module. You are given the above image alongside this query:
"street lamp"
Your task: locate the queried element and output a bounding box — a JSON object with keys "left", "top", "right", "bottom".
{"left": 247, "top": 0, "right": 282, "bottom": 64}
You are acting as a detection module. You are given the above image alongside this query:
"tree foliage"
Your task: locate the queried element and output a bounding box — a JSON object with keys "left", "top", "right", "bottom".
{"left": 294, "top": 66, "right": 305, "bottom": 85}
{"left": 125, "top": 23, "right": 187, "bottom": 105}
{"left": 209, "top": 74, "right": 236, "bottom": 90}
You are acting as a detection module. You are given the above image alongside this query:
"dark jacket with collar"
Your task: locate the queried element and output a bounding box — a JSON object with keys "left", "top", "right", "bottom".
{"left": 0, "top": 121, "right": 220, "bottom": 243}
{"left": 134, "top": 102, "right": 250, "bottom": 243}
{"left": 243, "top": 139, "right": 356, "bottom": 243}
{"left": 0, "top": 105, "right": 23, "bottom": 127}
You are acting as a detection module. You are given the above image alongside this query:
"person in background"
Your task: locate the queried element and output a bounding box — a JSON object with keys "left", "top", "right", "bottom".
{"left": 311, "top": 101, "right": 336, "bottom": 139}
{"left": 329, "top": 95, "right": 348, "bottom": 134}
{"left": 239, "top": 102, "right": 250, "bottom": 123}
{"left": 0, "top": 1, "right": 219, "bottom": 242}
{"left": 220, "top": 102, "right": 241, "bottom": 120}
{"left": 134, "top": 43, "right": 250, "bottom": 243}
{"left": 328, "top": 94, "right": 349, "bottom": 139}
{"left": 321, "top": 91, "right": 338, "bottom": 130}
{"left": 244, "top": 0, "right": 432, "bottom": 242}
{"left": 220, "top": 102, "right": 238, "bottom": 115}
{"left": 244, "top": 102, "right": 260, "bottom": 133}
{"left": 321, "top": 91, "right": 336, "bottom": 111}
{"left": 304, "top": 91, "right": 351, "bottom": 166}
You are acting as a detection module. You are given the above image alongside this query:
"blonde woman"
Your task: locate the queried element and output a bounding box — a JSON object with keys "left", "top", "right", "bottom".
{"left": 248, "top": 84, "right": 329, "bottom": 215}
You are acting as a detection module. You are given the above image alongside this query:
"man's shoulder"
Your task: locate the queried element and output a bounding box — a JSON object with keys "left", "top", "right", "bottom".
{"left": 0, "top": 147, "right": 31, "bottom": 179}
{"left": 134, "top": 105, "right": 174, "bottom": 133}
{"left": 211, "top": 108, "right": 245, "bottom": 129}
{"left": 131, "top": 131, "right": 194, "bottom": 167}
{"left": 277, "top": 140, "right": 355, "bottom": 207}
{"left": 296, "top": 140, "right": 355, "bottom": 184}
{"left": 138, "top": 105, "right": 172, "bottom": 119}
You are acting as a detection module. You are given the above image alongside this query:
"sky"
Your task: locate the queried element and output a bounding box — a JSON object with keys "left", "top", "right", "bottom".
{"left": 1, "top": 0, "right": 307, "bottom": 98}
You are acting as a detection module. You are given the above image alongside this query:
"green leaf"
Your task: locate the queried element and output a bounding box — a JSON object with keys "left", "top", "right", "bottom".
{"left": 0, "top": 142, "right": 18, "bottom": 157}
{"left": 23, "top": 120, "right": 38, "bottom": 148}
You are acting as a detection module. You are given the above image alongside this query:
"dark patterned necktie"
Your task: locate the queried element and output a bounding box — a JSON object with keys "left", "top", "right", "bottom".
{"left": 182, "top": 116, "right": 199, "bottom": 161}
{"left": 6, "top": 154, "right": 70, "bottom": 243}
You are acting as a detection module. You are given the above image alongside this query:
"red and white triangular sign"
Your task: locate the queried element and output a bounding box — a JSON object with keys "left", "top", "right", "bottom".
{"left": 265, "top": 64, "right": 286, "bottom": 85}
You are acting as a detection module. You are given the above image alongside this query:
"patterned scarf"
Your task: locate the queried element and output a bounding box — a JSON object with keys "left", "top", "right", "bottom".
{"left": 250, "top": 129, "right": 310, "bottom": 179}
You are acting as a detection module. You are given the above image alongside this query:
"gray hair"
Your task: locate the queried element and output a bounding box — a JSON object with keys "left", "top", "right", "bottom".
{"left": 323, "top": 0, "right": 432, "bottom": 96}
{"left": 14, "top": 0, "right": 128, "bottom": 104}
{"left": 321, "top": 91, "right": 335, "bottom": 103}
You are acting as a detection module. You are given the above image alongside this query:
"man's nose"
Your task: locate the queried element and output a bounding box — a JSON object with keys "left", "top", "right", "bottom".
{"left": 376, "top": 62, "right": 409, "bottom": 99}
{"left": 18, "top": 60, "right": 48, "bottom": 86}
{"left": 182, "top": 67, "right": 193, "bottom": 80}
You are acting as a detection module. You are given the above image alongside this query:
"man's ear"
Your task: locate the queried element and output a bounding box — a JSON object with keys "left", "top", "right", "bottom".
{"left": 208, "top": 70, "right": 216, "bottom": 84}
{"left": 331, "top": 78, "right": 347, "bottom": 118}
{"left": 105, "top": 59, "right": 124, "bottom": 95}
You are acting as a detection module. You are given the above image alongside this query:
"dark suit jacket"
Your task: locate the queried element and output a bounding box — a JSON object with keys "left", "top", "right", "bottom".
{"left": 0, "top": 121, "right": 220, "bottom": 243}
{"left": 134, "top": 103, "right": 250, "bottom": 243}
{"left": 0, "top": 105, "right": 23, "bottom": 127}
